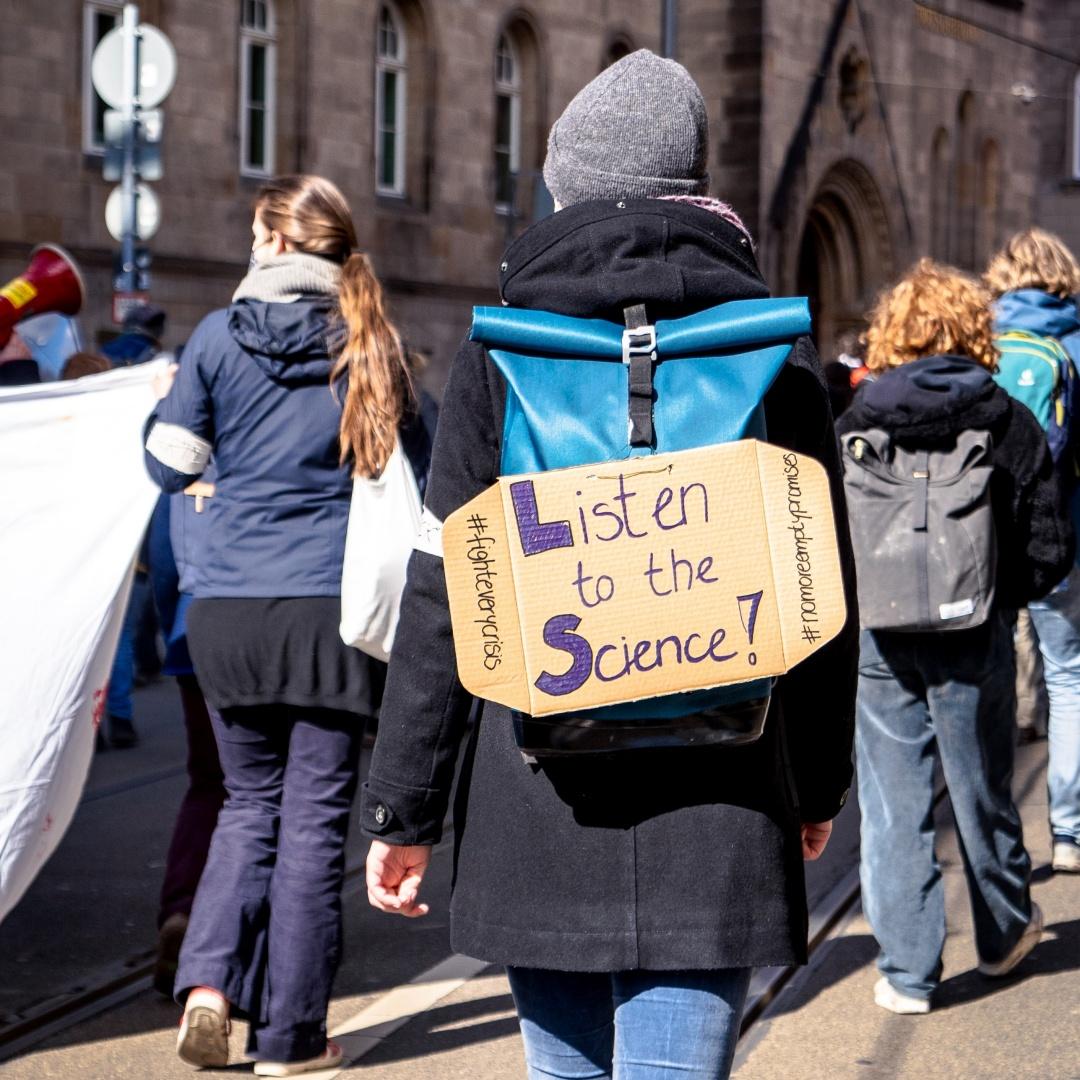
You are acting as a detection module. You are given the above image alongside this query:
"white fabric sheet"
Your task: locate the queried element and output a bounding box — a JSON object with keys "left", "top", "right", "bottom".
{"left": 0, "top": 362, "right": 163, "bottom": 924}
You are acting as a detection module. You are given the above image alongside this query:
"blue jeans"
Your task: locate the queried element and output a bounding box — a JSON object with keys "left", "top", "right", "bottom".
{"left": 175, "top": 705, "right": 363, "bottom": 1062}
{"left": 1029, "top": 565, "right": 1080, "bottom": 844}
{"left": 106, "top": 573, "right": 149, "bottom": 719}
{"left": 506, "top": 967, "right": 750, "bottom": 1080}
{"left": 856, "top": 615, "right": 1033, "bottom": 1000}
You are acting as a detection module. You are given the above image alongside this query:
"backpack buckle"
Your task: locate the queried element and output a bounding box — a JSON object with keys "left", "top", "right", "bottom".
{"left": 622, "top": 325, "right": 657, "bottom": 364}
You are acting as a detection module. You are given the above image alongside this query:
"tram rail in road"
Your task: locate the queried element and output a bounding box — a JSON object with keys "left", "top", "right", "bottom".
{"left": 0, "top": 678, "right": 875, "bottom": 1067}
{"left": 0, "top": 822, "right": 868, "bottom": 1065}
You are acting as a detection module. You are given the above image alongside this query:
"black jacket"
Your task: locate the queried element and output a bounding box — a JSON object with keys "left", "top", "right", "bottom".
{"left": 837, "top": 355, "right": 1073, "bottom": 609}
{"left": 360, "top": 199, "right": 859, "bottom": 971}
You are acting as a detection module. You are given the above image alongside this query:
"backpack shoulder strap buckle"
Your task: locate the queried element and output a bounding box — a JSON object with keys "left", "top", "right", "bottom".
{"left": 623, "top": 305, "right": 657, "bottom": 448}
{"left": 622, "top": 323, "right": 657, "bottom": 363}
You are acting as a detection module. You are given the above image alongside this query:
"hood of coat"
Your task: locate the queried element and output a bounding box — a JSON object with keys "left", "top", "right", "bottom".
{"left": 995, "top": 288, "right": 1080, "bottom": 343}
{"left": 227, "top": 297, "right": 342, "bottom": 384}
{"left": 498, "top": 198, "right": 769, "bottom": 321}
{"left": 843, "top": 354, "right": 1010, "bottom": 442}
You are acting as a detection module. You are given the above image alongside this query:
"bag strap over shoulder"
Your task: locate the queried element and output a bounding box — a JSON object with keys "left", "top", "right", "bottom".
{"left": 623, "top": 304, "right": 655, "bottom": 448}
{"left": 912, "top": 449, "right": 930, "bottom": 531}
{"left": 997, "top": 329, "right": 1072, "bottom": 374}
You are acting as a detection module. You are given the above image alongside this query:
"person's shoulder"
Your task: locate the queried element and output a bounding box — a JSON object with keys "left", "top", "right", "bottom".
{"left": 991, "top": 384, "right": 1037, "bottom": 436}
{"left": 183, "top": 308, "right": 237, "bottom": 369}
{"left": 189, "top": 307, "right": 231, "bottom": 343}
{"left": 988, "top": 388, "right": 1047, "bottom": 474}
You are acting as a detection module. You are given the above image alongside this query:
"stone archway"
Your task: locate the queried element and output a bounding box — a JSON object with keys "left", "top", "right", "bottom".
{"left": 795, "top": 160, "right": 894, "bottom": 358}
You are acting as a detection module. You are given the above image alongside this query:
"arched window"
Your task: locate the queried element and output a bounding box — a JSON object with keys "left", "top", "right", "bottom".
{"left": 977, "top": 139, "right": 1001, "bottom": 266}
{"left": 375, "top": 3, "right": 407, "bottom": 196}
{"left": 952, "top": 92, "right": 977, "bottom": 269}
{"left": 930, "top": 128, "right": 951, "bottom": 261}
{"left": 239, "top": 0, "right": 276, "bottom": 176}
{"left": 1073, "top": 72, "right": 1080, "bottom": 180}
{"left": 494, "top": 33, "right": 522, "bottom": 212}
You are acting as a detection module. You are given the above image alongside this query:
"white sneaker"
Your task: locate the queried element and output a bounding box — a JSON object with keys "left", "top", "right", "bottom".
{"left": 978, "top": 902, "right": 1044, "bottom": 977}
{"left": 176, "top": 987, "right": 230, "bottom": 1069}
{"left": 1052, "top": 840, "right": 1080, "bottom": 873}
{"left": 873, "top": 976, "right": 930, "bottom": 1014}
{"left": 254, "top": 1041, "right": 344, "bottom": 1076}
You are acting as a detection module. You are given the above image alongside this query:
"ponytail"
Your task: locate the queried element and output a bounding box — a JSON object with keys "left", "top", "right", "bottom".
{"left": 332, "top": 253, "right": 415, "bottom": 478}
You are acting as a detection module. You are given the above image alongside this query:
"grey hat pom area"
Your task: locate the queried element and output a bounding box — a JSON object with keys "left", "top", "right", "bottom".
{"left": 543, "top": 49, "right": 710, "bottom": 207}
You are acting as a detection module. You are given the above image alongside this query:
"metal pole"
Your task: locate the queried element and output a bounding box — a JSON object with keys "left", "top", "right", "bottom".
{"left": 661, "top": 0, "right": 678, "bottom": 59}
{"left": 120, "top": 3, "right": 141, "bottom": 293}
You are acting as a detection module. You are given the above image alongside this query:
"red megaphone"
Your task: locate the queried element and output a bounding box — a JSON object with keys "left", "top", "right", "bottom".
{"left": 0, "top": 244, "right": 85, "bottom": 348}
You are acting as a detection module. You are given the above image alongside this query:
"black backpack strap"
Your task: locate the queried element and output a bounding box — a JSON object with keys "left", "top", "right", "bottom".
{"left": 912, "top": 449, "right": 930, "bottom": 531}
{"left": 623, "top": 305, "right": 656, "bottom": 448}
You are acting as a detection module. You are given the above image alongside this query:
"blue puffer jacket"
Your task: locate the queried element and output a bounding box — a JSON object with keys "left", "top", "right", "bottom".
{"left": 144, "top": 297, "right": 354, "bottom": 598}
{"left": 994, "top": 288, "right": 1080, "bottom": 367}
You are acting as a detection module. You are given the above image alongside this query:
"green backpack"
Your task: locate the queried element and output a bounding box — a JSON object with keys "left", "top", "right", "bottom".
{"left": 992, "top": 329, "right": 1077, "bottom": 465}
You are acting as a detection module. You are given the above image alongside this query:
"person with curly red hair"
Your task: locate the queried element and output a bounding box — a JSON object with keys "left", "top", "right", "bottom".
{"left": 838, "top": 259, "right": 1073, "bottom": 1014}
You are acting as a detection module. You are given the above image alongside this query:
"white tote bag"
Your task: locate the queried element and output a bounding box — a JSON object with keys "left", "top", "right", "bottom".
{"left": 339, "top": 439, "right": 422, "bottom": 661}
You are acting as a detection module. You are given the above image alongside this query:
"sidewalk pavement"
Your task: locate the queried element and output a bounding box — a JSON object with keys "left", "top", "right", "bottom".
{"left": 4, "top": 695, "right": 1077, "bottom": 1078}
{"left": 734, "top": 739, "right": 1080, "bottom": 1080}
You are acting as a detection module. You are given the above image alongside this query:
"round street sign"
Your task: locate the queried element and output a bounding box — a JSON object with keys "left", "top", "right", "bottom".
{"left": 105, "top": 184, "right": 161, "bottom": 242}
{"left": 92, "top": 24, "right": 177, "bottom": 110}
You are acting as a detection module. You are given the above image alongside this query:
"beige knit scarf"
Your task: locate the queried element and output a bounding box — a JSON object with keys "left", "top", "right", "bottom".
{"left": 232, "top": 252, "right": 342, "bottom": 304}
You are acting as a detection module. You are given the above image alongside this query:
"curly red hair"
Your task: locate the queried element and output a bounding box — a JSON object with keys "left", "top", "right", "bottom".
{"left": 863, "top": 258, "right": 998, "bottom": 374}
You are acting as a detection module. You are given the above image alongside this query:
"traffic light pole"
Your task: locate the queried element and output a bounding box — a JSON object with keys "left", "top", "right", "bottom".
{"left": 119, "top": 3, "right": 141, "bottom": 294}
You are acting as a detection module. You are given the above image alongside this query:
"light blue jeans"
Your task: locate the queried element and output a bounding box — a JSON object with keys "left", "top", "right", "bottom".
{"left": 1029, "top": 565, "right": 1080, "bottom": 844}
{"left": 506, "top": 967, "right": 750, "bottom": 1080}
{"left": 106, "top": 574, "right": 147, "bottom": 720}
{"left": 856, "top": 615, "right": 1033, "bottom": 1001}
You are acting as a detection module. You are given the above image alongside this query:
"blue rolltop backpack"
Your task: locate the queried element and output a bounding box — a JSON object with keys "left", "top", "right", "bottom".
{"left": 467, "top": 296, "right": 813, "bottom": 756}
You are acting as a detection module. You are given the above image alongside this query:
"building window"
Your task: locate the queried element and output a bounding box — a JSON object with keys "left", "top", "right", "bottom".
{"left": 930, "top": 128, "right": 951, "bottom": 261}
{"left": 978, "top": 139, "right": 1001, "bottom": 265}
{"left": 952, "top": 91, "right": 977, "bottom": 269}
{"left": 1073, "top": 72, "right": 1080, "bottom": 180}
{"left": 375, "top": 3, "right": 407, "bottom": 195}
{"left": 240, "top": 0, "right": 276, "bottom": 177}
{"left": 83, "top": 1, "right": 124, "bottom": 154}
{"left": 494, "top": 34, "right": 521, "bottom": 212}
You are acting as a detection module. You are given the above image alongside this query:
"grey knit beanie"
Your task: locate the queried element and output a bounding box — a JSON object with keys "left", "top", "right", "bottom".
{"left": 543, "top": 49, "right": 709, "bottom": 207}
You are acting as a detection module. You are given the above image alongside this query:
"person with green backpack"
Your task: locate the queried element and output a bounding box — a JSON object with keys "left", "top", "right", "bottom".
{"left": 987, "top": 228, "right": 1080, "bottom": 874}
{"left": 360, "top": 50, "right": 859, "bottom": 1078}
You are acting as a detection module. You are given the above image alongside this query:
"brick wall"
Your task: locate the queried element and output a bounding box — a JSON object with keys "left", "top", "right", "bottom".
{"left": 2, "top": 1, "right": 1076, "bottom": 381}
{"left": 0, "top": 0, "right": 661, "bottom": 387}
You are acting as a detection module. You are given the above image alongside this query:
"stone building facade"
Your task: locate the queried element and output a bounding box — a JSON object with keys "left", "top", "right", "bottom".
{"left": 0, "top": 0, "right": 1077, "bottom": 384}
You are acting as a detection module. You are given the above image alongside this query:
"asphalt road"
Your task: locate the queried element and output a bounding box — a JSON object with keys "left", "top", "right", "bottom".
{"left": 0, "top": 677, "right": 862, "bottom": 1076}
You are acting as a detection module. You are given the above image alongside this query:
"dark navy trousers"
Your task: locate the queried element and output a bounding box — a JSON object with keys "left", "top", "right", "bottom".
{"left": 175, "top": 704, "right": 363, "bottom": 1062}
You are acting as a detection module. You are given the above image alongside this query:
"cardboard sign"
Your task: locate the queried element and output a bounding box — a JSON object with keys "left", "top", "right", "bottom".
{"left": 443, "top": 440, "right": 847, "bottom": 717}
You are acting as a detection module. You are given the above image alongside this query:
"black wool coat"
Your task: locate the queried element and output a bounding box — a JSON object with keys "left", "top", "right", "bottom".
{"left": 360, "top": 199, "right": 860, "bottom": 972}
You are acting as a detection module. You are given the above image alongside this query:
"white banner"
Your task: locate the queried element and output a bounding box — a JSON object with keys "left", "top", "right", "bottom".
{"left": 0, "top": 362, "right": 163, "bottom": 924}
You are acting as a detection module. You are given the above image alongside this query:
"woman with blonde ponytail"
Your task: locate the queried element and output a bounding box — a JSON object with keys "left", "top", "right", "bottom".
{"left": 144, "top": 175, "right": 434, "bottom": 1075}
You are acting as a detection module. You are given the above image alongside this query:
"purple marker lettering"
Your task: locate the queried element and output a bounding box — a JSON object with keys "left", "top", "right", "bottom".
{"left": 511, "top": 480, "right": 574, "bottom": 556}
{"left": 534, "top": 614, "right": 593, "bottom": 696}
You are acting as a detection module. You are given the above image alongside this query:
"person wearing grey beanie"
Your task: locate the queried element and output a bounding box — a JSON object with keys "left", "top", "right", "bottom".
{"left": 544, "top": 48, "right": 708, "bottom": 205}
{"left": 363, "top": 42, "right": 855, "bottom": 1080}
{"left": 543, "top": 49, "right": 753, "bottom": 244}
